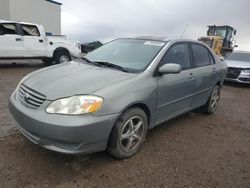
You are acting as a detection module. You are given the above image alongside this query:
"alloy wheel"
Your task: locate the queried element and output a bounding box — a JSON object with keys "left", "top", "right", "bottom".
{"left": 120, "top": 116, "right": 144, "bottom": 152}
{"left": 59, "top": 55, "right": 70, "bottom": 63}
{"left": 210, "top": 88, "right": 220, "bottom": 111}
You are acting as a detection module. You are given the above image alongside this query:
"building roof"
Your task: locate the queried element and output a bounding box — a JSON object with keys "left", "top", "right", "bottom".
{"left": 46, "top": 0, "right": 62, "bottom": 5}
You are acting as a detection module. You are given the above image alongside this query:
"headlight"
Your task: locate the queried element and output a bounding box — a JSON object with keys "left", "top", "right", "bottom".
{"left": 46, "top": 95, "right": 103, "bottom": 115}
{"left": 242, "top": 69, "right": 250, "bottom": 73}
{"left": 75, "top": 43, "right": 81, "bottom": 50}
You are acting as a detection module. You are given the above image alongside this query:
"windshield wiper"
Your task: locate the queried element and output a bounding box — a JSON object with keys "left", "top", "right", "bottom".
{"left": 80, "top": 58, "right": 129, "bottom": 72}
{"left": 80, "top": 57, "right": 102, "bottom": 67}
{"left": 94, "top": 61, "right": 128, "bottom": 72}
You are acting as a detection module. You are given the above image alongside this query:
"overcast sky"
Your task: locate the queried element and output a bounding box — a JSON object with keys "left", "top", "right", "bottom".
{"left": 60, "top": 0, "right": 250, "bottom": 50}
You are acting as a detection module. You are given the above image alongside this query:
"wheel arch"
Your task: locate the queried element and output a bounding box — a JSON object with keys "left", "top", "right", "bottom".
{"left": 215, "top": 81, "right": 223, "bottom": 88}
{"left": 107, "top": 102, "right": 152, "bottom": 152}
{"left": 117, "top": 102, "right": 152, "bottom": 129}
{"left": 53, "top": 47, "right": 70, "bottom": 57}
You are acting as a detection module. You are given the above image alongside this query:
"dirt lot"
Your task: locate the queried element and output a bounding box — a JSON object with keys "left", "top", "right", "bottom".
{"left": 0, "top": 60, "right": 250, "bottom": 188}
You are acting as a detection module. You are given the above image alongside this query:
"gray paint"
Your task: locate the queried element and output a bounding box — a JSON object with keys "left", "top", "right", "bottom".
{"left": 9, "top": 38, "right": 228, "bottom": 155}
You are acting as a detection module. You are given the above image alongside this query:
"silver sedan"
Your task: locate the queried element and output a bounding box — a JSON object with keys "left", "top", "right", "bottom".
{"left": 9, "top": 38, "right": 227, "bottom": 159}
{"left": 225, "top": 51, "right": 250, "bottom": 83}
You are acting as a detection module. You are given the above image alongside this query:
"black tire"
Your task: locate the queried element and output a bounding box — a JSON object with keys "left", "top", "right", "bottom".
{"left": 203, "top": 85, "right": 221, "bottom": 114}
{"left": 42, "top": 58, "right": 54, "bottom": 65}
{"left": 54, "top": 51, "right": 71, "bottom": 64}
{"left": 107, "top": 107, "right": 148, "bottom": 159}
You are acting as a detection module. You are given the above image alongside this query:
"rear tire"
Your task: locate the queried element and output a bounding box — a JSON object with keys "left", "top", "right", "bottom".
{"left": 54, "top": 51, "right": 71, "bottom": 64}
{"left": 203, "top": 85, "right": 221, "bottom": 114}
{"left": 107, "top": 107, "right": 148, "bottom": 159}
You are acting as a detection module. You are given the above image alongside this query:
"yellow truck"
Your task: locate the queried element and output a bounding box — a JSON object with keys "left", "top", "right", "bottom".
{"left": 198, "top": 25, "right": 237, "bottom": 57}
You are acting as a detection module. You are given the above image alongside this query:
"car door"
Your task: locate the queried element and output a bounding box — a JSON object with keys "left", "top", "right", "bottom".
{"left": 189, "top": 42, "right": 217, "bottom": 108}
{"left": 20, "top": 24, "right": 46, "bottom": 57}
{"left": 0, "top": 23, "right": 24, "bottom": 57}
{"left": 156, "top": 42, "right": 195, "bottom": 124}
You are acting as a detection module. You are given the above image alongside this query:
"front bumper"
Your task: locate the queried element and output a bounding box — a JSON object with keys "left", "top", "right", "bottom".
{"left": 225, "top": 70, "right": 250, "bottom": 84}
{"left": 225, "top": 77, "right": 250, "bottom": 84}
{"left": 8, "top": 92, "right": 119, "bottom": 155}
{"left": 70, "top": 47, "right": 82, "bottom": 58}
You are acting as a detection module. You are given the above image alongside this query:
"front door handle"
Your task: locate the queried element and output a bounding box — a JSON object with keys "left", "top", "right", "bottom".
{"left": 212, "top": 67, "right": 216, "bottom": 73}
{"left": 16, "top": 38, "right": 22, "bottom": 42}
{"left": 188, "top": 73, "right": 193, "bottom": 78}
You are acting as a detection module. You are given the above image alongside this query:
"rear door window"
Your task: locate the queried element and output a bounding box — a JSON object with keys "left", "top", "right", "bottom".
{"left": 161, "top": 43, "right": 191, "bottom": 70}
{"left": 0, "top": 23, "right": 17, "bottom": 35}
{"left": 21, "top": 24, "right": 40, "bottom": 36}
{"left": 209, "top": 52, "right": 216, "bottom": 64}
{"left": 191, "top": 43, "right": 211, "bottom": 67}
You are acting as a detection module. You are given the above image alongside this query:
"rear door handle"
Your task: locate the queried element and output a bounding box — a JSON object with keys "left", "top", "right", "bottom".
{"left": 188, "top": 73, "right": 193, "bottom": 78}
{"left": 39, "top": 39, "right": 44, "bottom": 43}
{"left": 16, "top": 38, "right": 22, "bottom": 42}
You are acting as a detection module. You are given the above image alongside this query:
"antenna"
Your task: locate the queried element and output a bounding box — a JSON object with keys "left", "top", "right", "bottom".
{"left": 180, "top": 24, "right": 189, "bottom": 38}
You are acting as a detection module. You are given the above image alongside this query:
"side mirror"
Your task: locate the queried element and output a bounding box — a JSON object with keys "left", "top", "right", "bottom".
{"left": 158, "top": 63, "right": 181, "bottom": 74}
{"left": 234, "top": 30, "right": 237, "bottom": 35}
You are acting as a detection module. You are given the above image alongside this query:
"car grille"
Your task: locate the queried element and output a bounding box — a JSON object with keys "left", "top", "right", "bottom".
{"left": 226, "top": 68, "right": 241, "bottom": 79}
{"left": 18, "top": 84, "right": 46, "bottom": 108}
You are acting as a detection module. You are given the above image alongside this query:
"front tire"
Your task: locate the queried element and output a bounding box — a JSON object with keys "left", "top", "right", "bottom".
{"left": 108, "top": 107, "right": 148, "bottom": 159}
{"left": 54, "top": 51, "right": 71, "bottom": 64}
{"left": 203, "top": 85, "right": 221, "bottom": 114}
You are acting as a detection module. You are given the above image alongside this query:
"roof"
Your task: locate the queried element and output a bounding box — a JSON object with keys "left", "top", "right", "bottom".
{"left": 135, "top": 36, "right": 173, "bottom": 42}
{"left": 121, "top": 37, "right": 212, "bottom": 51}
{"left": 46, "top": 0, "right": 62, "bottom": 5}
{"left": 207, "top": 25, "right": 234, "bottom": 30}
{"left": 0, "top": 20, "right": 42, "bottom": 26}
{"left": 133, "top": 36, "right": 199, "bottom": 43}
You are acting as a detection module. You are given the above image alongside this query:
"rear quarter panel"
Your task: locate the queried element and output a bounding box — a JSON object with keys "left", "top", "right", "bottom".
{"left": 214, "top": 56, "right": 228, "bottom": 86}
{"left": 45, "top": 37, "right": 81, "bottom": 57}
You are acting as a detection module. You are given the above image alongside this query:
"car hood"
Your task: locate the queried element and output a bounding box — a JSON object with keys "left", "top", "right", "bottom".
{"left": 225, "top": 60, "right": 250, "bottom": 69}
{"left": 23, "top": 61, "right": 136, "bottom": 100}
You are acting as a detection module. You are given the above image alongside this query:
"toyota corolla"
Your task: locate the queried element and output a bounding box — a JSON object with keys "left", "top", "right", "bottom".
{"left": 9, "top": 38, "right": 227, "bottom": 159}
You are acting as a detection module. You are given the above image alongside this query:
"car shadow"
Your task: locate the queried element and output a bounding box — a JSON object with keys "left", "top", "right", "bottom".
{"left": 0, "top": 60, "right": 47, "bottom": 69}
{"left": 224, "top": 81, "right": 250, "bottom": 88}
{"left": 2, "top": 109, "right": 210, "bottom": 187}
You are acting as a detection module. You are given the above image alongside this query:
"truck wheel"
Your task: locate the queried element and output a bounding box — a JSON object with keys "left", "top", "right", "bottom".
{"left": 42, "top": 58, "right": 54, "bottom": 65}
{"left": 54, "top": 51, "right": 71, "bottom": 64}
{"left": 203, "top": 85, "right": 221, "bottom": 114}
{"left": 107, "top": 107, "right": 148, "bottom": 159}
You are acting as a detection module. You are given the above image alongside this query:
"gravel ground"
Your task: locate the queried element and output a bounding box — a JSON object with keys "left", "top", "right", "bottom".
{"left": 0, "top": 60, "right": 250, "bottom": 188}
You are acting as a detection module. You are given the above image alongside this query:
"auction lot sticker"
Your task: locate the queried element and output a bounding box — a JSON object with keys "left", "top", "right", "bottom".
{"left": 144, "top": 41, "right": 165, "bottom": 46}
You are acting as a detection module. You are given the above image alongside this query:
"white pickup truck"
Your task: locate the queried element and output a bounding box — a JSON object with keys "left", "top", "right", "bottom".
{"left": 0, "top": 20, "right": 81, "bottom": 64}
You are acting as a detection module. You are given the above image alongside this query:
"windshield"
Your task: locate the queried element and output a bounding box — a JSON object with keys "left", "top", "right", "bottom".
{"left": 85, "top": 39, "right": 165, "bottom": 72}
{"left": 227, "top": 53, "right": 250, "bottom": 62}
{"left": 214, "top": 29, "right": 226, "bottom": 38}
{"left": 208, "top": 28, "right": 226, "bottom": 38}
